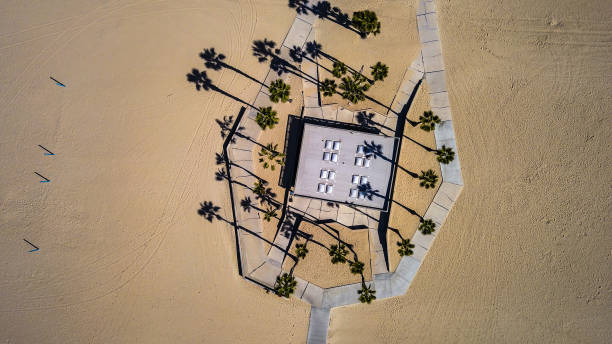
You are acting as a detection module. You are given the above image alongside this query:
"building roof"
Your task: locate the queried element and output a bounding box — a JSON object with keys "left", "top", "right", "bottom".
{"left": 293, "top": 123, "right": 398, "bottom": 210}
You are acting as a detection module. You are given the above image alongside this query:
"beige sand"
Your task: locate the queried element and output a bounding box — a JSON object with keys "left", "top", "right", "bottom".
{"left": 282, "top": 222, "right": 372, "bottom": 288}
{"left": 0, "top": 1, "right": 311, "bottom": 343}
{"left": 329, "top": 0, "right": 612, "bottom": 343}
{"left": 0, "top": 1, "right": 610, "bottom": 343}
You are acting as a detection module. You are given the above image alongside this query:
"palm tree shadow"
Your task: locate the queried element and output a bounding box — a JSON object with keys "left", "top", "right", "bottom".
{"left": 288, "top": 45, "right": 334, "bottom": 76}
{"left": 287, "top": 1, "right": 361, "bottom": 36}
{"left": 250, "top": 38, "right": 396, "bottom": 115}
{"left": 357, "top": 182, "right": 422, "bottom": 220}
{"left": 356, "top": 111, "right": 434, "bottom": 152}
{"left": 251, "top": 39, "right": 319, "bottom": 85}
{"left": 215, "top": 152, "right": 225, "bottom": 165}
{"left": 302, "top": 41, "right": 371, "bottom": 82}
{"left": 214, "top": 168, "right": 272, "bottom": 201}
{"left": 186, "top": 68, "right": 257, "bottom": 110}
{"left": 200, "top": 47, "right": 267, "bottom": 87}
{"left": 198, "top": 201, "right": 234, "bottom": 224}
{"left": 216, "top": 115, "right": 269, "bottom": 151}
{"left": 241, "top": 196, "right": 267, "bottom": 213}
{"left": 362, "top": 140, "right": 419, "bottom": 178}
{"left": 216, "top": 115, "right": 245, "bottom": 144}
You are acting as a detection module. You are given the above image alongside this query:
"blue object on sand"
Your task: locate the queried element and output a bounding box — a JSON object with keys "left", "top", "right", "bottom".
{"left": 38, "top": 145, "right": 55, "bottom": 155}
{"left": 23, "top": 239, "right": 39, "bottom": 252}
{"left": 34, "top": 172, "right": 50, "bottom": 183}
{"left": 50, "top": 76, "right": 66, "bottom": 87}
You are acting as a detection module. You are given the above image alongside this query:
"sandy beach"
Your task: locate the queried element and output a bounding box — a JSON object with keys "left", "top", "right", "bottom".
{"left": 0, "top": 0, "right": 610, "bottom": 343}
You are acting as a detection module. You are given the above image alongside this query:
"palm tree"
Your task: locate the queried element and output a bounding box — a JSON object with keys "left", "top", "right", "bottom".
{"left": 295, "top": 243, "right": 309, "bottom": 259}
{"left": 352, "top": 10, "right": 381, "bottom": 37}
{"left": 329, "top": 243, "right": 348, "bottom": 264}
{"left": 255, "top": 106, "right": 279, "bottom": 130}
{"left": 320, "top": 78, "right": 337, "bottom": 97}
{"left": 274, "top": 272, "right": 297, "bottom": 298}
{"left": 258, "top": 143, "right": 285, "bottom": 171}
{"left": 349, "top": 260, "right": 365, "bottom": 275}
{"left": 253, "top": 180, "right": 265, "bottom": 196}
{"left": 418, "top": 169, "right": 438, "bottom": 189}
{"left": 357, "top": 282, "right": 377, "bottom": 304}
{"left": 332, "top": 61, "right": 348, "bottom": 78}
{"left": 370, "top": 61, "right": 388, "bottom": 82}
{"left": 268, "top": 79, "right": 291, "bottom": 103}
{"left": 253, "top": 182, "right": 277, "bottom": 205}
{"left": 397, "top": 239, "right": 415, "bottom": 256}
{"left": 339, "top": 73, "right": 370, "bottom": 104}
{"left": 419, "top": 219, "right": 436, "bottom": 235}
{"left": 436, "top": 145, "right": 455, "bottom": 164}
{"left": 419, "top": 110, "right": 441, "bottom": 132}
{"left": 263, "top": 206, "right": 277, "bottom": 222}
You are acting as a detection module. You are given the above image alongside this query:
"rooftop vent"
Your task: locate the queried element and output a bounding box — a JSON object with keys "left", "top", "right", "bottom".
{"left": 349, "top": 188, "right": 358, "bottom": 198}
{"left": 325, "top": 140, "right": 333, "bottom": 149}
{"left": 331, "top": 153, "right": 339, "bottom": 162}
{"left": 323, "top": 152, "right": 331, "bottom": 161}
{"left": 355, "top": 157, "right": 364, "bottom": 166}
{"left": 333, "top": 141, "right": 341, "bottom": 150}
{"left": 317, "top": 183, "right": 325, "bottom": 193}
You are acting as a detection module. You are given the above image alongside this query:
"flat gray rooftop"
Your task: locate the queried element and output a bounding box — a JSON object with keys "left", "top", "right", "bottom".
{"left": 294, "top": 123, "right": 398, "bottom": 210}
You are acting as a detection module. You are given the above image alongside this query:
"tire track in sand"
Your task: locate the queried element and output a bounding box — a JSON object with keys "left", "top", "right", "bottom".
{"left": 1, "top": 1, "right": 259, "bottom": 312}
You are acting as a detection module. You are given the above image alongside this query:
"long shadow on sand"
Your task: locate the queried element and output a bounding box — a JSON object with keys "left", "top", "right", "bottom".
{"left": 287, "top": 0, "right": 362, "bottom": 37}
{"left": 187, "top": 68, "right": 259, "bottom": 111}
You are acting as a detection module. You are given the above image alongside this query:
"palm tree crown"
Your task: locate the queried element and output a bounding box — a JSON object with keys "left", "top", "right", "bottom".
{"left": 268, "top": 79, "right": 291, "bottom": 103}
{"left": 274, "top": 273, "right": 297, "bottom": 298}
{"left": 358, "top": 283, "right": 377, "bottom": 304}
{"left": 419, "top": 110, "right": 441, "bottom": 132}
{"left": 352, "top": 10, "right": 381, "bottom": 37}
{"left": 295, "top": 243, "right": 309, "bottom": 259}
{"left": 436, "top": 145, "right": 455, "bottom": 164}
{"left": 349, "top": 260, "right": 365, "bottom": 275}
{"left": 370, "top": 61, "right": 388, "bottom": 82}
{"left": 329, "top": 243, "right": 348, "bottom": 264}
{"left": 263, "top": 206, "right": 277, "bottom": 222}
{"left": 258, "top": 143, "right": 285, "bottom": 171}
{"left": 419, "top": 219, "right": 436, "bottom": 235}
{"left": 397, "top": 239, "right": 415, "bottom": 256}
{"left": 339, "top": 73, "right": 370, "bottom": 104}
{"left": 320, "top": 78, "right": 337, "bottom": 97}
{"left": 253, "top": 180, "right": 265, "bottom": 196}
{"left": 332, "top": 61, "right": 348, "bottom": 78}
{"left": 255, "top": 106, "right": 279, "bottom": 130}
{"left": 418, "top": 169, "right": 438, "bottom": 189}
